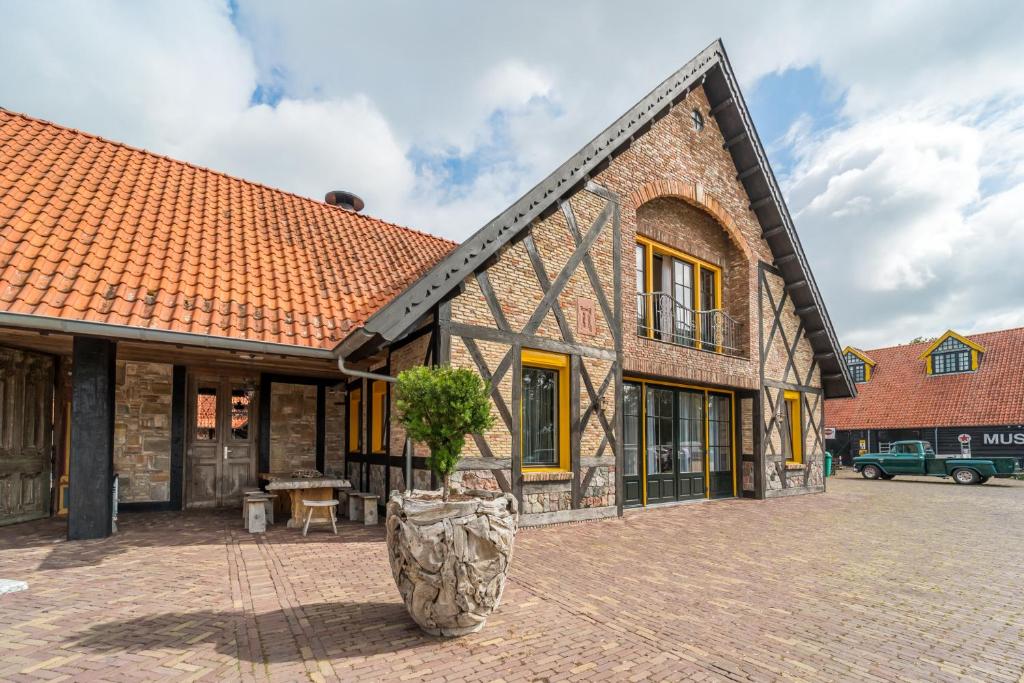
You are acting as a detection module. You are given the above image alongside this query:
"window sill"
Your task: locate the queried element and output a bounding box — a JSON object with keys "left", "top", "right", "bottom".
{"left": 522, "top": 471, "right": 573, "bottom": 482}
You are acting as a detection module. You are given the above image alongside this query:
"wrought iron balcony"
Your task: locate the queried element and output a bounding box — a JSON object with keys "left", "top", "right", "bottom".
{"left": 637, "top": 291, "right": 742, "bottom": 356}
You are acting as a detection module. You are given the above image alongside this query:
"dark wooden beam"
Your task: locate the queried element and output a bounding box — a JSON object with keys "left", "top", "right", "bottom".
{"left": 169, "top": 365, "right": 186, "bottom": 510}
{"left": 822, "top": 373, "right": 845, "bottom": 381}
{"left": 784, "top": 280, "right": 808, "bottom": 291}
{"left": 68, "top": 337, "right": 117, "bottom": 540}
{"left": 761, "top": 225, "right": 785, "bottom": 239}
{"left": 258, "top": 373, "right": 271, "bottom": 475}
{"left": 774, "top": 253, "right": 798, "bottom": 266}
{"left": 709, "top": 97, "right": 734, "bottom": 116}
{"left": 749, "top": 195, "right": 773, "bottom": 211}
{"left": 807, "top": 329, "right": 829, "bottom": 338}
{"left": 795, "top": 305, "right": 817, "bottom": 316}
{"left": 723, "top": 131, "right": 748, "bottom": 149}
{"left": 736, "top": 165, "right": 760, "bottom": 181}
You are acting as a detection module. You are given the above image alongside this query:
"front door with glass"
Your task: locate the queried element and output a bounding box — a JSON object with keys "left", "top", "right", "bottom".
{"left": 187, "top": 375, "right": 257, "bottom": 508}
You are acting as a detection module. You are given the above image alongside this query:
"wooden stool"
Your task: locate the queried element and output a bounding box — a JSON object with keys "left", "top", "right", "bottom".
{"left": 302, "top": 499, "right": 339, "bottom": 537}
{"left": 245, "top": 498, "right": 267, "bottom": 533}
{"left": 350, "top": 492, "right": 379, "bottom": 525}
{"left": 244, "top": 492, "right": 275, "bottom": 527}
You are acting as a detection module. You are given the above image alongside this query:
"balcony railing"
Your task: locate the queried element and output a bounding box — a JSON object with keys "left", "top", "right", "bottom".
{"left": 637, "top": 291, "right": 742, "bottom": 356}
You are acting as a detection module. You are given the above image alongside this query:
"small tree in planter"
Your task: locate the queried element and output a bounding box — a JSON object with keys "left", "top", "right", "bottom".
{"left": 394, "top": 365, "right": 494, "bottom": 500}
{"left": 386, "top": 365, "right": 518, "bottom": 637}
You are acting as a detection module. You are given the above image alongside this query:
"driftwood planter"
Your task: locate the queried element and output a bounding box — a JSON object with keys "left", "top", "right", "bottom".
{"left": 385, "top": 489, "right": 518, "bottom": 637}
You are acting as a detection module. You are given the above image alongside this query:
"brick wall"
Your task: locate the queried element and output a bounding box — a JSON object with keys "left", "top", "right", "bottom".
{"left": 324, "top": 384, "right": 345, "bottom": 475}
{"left": 114, "top": 361, "right": 173, "bottom": 503}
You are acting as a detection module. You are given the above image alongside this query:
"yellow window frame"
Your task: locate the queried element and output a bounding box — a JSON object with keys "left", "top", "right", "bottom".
{"left": 784, "top": 390, "right": 802, "bottom": 464}
{"left": 370, "top": 380, "right": 387, "bottom": 454}
{"left": 635, "top": 236, "right": 722, "bottom": 349}
{"left": 521, "top": 348, "right": 570, "bottom": 472}
{"left": 347, "top": 386, "right": 362, "bottom": 452}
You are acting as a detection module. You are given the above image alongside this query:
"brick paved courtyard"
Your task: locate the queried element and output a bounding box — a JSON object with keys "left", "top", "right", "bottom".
{"left": 1, "top": 473, "right": 1023, "bottom": 682}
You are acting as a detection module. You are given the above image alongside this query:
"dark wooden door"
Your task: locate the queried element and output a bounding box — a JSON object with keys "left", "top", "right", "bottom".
{"left": 676, "top": 389, "right": 705, "bottom": 500}
{"left": 0, "top": 350, "right": 54, "bottom": 525}
{"left": 707, "top": 392, "right": 733, "bottom": 498}
{"left": 187, "top": 375, "right": 256, "bottom": 508}
{"left": 622, "top": 382, "right": 642, "bottom": 506}
{"left": 645, "top": 386, "right": 676, "bottom": 503}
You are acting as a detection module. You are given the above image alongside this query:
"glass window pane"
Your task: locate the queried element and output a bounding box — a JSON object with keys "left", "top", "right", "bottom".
{"left": 523, "top": 367, "right": 558, "bottom": 466}
{"left": 230, "top": 388, "right": 253, "bottom": 440}
{"left": 677, "top": 390, "right": 704, "bottom": 474}
{"left": 646, "top": 387, "right": 674, "bottom": 474}
{"left": 196, "top": 386, "right": 217, "bottom": 441}
{"left": 623, "top": 384, "right": 640, "bottom": 477}
{"left": 636, "top": 245, "right": 647, "bottom": 335}
{"left": 709, "top": 394, "right": 732, "bottom": 472}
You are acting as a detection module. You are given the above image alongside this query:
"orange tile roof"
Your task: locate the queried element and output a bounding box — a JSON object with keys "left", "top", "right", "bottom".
{"left": 0, "top": 109, "right": 456, "bottom": 350}
{"left": 826, "top": 327, "right": 1024, "bottom": 430}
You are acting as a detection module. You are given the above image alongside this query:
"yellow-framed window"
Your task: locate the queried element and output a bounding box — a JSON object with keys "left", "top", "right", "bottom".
{"left": 347, "top": 386, "right": 362, "bottom": 453}
{"left": 783, "top": 390, "right": 802, "bottom": 464}
{"left": 635, "top": 237, "right": 722, "bottom": 347}
{"left": 370, "top": 380, "right": 387, "bottom": 453}
{"left": 521, "top": 348, "right": 570, "bottom": 472}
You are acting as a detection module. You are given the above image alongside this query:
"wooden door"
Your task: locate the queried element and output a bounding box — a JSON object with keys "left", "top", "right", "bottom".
{"left": 0, "top": 350, "right": 54, "bottom": 525}
{"left": 622, "top": 383, "right": 642, "bottom": 506}
{"left": 645, "top": 386, "right": 676, "bottom": 503}
{"left": 187, "top": 375, "right": 256, "bottom": 508}
{"left": 676, "top": 389, "right": 706, "bottom": 500}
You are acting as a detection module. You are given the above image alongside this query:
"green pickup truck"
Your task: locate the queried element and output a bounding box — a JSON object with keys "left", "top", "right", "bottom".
{"left": 853, "top": 440, "right": 1019, "bottom": 485}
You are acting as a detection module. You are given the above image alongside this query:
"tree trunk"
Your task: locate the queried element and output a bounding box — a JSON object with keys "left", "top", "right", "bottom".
{"left": 442, "top": 473, "right": 450, "bottom": 501}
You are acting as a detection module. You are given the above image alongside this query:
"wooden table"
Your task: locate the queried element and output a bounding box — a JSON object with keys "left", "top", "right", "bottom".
{"left": 263, "top": 476, "right": 351, "bottom": 529}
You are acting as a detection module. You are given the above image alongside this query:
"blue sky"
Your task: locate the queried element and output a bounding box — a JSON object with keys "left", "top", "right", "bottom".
{"left": 2, "top": 1, "right": 1023, "bottom": 348}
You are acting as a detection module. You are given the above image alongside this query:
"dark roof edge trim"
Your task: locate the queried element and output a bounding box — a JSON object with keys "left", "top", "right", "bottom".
{"left": 713, "top": 43, "right": 855, "bottom": 398}
{"left": 0, "top": 312, "right": 336, "bottom": 359}
{"left": 334, "top": 40, "right": 725, "bottom": 359}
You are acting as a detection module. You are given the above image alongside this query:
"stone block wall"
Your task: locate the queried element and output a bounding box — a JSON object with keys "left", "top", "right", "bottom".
{"left": 114, "top": 361, "right": 173, "bottom": 503}
{"left": 269, "top": 382, "right": 317, "bottom": 473}
{"left": 324, "top": 384, "right": 345, "bottom": 474}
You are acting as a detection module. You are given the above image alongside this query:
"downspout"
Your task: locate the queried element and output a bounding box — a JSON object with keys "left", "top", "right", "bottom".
{"left": 337, "top": 359, "right": 414, "bottom": 493}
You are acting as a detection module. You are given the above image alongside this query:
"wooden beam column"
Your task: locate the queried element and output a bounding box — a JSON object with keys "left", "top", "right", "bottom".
{"left": 68, "top": 337, "right": 117, "bottom": 540}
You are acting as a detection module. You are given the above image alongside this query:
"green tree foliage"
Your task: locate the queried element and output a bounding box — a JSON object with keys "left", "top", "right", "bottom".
{"left": 395, "top": 366, "right": 495, "bottom": 501}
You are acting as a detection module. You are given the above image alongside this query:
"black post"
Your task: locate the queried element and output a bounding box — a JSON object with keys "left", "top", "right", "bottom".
{"left": 258, "top": 374, "right": 271, "bottom": 474}
{"left": 68, "top": 337, "right": 117, "bottom": 540}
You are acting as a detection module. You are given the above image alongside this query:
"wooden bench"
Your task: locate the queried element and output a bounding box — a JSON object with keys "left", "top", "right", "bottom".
{"left": 301, "top": 499, "right": 339, "bottom": 536}
{"left": 347, "top": 492, "right": 379, "bottom": 525}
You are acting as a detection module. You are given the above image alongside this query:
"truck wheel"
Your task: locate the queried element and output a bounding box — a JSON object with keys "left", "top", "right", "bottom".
{"left": 979, "top": 476, "right": 990, "bottom": 484}
{"left": 952, "top": 468, "right": 980, "bottom": 485}
{"left": 861, "top": 465, "right": 882, "bottom": 480}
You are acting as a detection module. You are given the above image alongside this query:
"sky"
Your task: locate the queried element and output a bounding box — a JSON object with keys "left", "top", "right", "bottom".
{"left": 2, "top": 0, "right": 1023, "bottom": 349}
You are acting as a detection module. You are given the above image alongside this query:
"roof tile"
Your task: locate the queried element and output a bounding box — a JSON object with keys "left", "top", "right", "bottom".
{"left": 0, "top": 110, "right": 455, "bottom": 349}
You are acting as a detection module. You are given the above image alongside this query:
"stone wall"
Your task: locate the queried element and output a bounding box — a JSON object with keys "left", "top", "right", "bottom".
{"left": 269, "top": 382, "right": 317, "bottom": 473}
{"left": 114, "top": 361, "right": 172, "bottom": 503}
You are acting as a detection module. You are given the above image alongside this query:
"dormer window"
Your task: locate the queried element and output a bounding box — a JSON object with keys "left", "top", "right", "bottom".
{"left": 919, "top": 330, "right": 985, "bottom": 376}
{"left": 842, "top": 347, "right": 875, "bottom": 383}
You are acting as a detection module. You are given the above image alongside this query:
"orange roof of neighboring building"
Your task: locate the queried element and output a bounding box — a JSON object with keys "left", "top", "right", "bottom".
{"left": 826, "top": 327, "right": 1024, "bottom": 430}
{"left": 0, "top": 109, "right": 456, "bottom": 350}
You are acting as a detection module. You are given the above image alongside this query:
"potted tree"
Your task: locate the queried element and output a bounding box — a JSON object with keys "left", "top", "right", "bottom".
{"left": 386, "top": 365, "right": 518, "bottom": 637}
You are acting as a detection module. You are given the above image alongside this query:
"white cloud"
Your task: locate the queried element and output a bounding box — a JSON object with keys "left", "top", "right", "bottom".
{"left": 2, "top": 0, "right": 1024, "bottom": 344}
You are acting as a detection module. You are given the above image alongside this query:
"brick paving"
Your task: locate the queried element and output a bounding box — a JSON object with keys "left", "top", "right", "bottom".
{"left": 1, "top": 473, "right": 1023, "bottom": 682}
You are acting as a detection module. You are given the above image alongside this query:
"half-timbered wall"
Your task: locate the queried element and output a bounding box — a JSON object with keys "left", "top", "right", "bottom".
{"left": 445, "top": 184, "right": 622, "bottom": 520}
{"left": 759, "top": 264, "right": 824, "bottom": 495}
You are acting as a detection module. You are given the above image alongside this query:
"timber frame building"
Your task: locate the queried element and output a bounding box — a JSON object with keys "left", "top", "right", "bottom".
{"left": 0, "top": 40, "right": 853, "bottom": 538}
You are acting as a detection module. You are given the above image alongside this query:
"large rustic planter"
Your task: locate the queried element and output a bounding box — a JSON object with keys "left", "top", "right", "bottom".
{"left": 385, "top": 488, "right": 518, "bottom": 637}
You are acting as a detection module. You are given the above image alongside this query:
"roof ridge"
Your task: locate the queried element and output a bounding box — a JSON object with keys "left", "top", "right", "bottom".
{"left": 858, "top": 325, "right": 1024, "bottom": 354}
{"left": 0, "top": 107, "right": 456, "bottom": 249}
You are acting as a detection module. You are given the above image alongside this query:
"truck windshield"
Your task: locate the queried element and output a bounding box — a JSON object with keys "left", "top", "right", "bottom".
{"left": 922, "top": 441, "right": 935, "bottom": 455}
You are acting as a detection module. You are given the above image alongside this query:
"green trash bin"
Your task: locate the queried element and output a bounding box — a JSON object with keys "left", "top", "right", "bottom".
{"left": 824, "top": 452, "right": 834, "bottom": 477}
